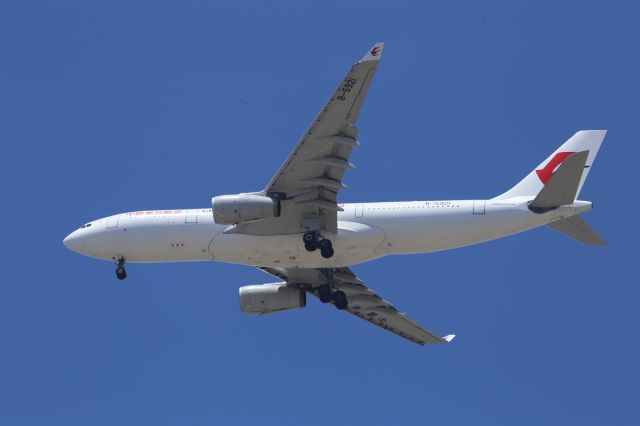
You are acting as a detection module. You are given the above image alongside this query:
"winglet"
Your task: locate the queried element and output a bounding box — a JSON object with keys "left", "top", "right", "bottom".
{"left": 441, "top": 334, "right": 456, "bottom": 343}
{"left": 361, "top": 42, "right": 384, "bottom": 62}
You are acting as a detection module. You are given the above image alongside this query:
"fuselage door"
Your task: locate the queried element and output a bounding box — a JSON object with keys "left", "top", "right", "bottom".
{"left": 355, "top": 204, "right": 364, "bottom": 218}
{"left": 107, "top": 214, "right": 120, "bottom": 229}
{"left": 185, "top": 209, "right": 198, "bottom": 223}
{"left": 473, "top": 200, "right": 486, "bottom": 215}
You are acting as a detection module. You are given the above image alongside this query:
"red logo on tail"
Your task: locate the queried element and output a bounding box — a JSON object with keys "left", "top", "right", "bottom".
{"left": 370, "top": 46, "right": 381, "bottom": 57}
{"left": 535, "top": 152, "right": 575, "bottom": 184}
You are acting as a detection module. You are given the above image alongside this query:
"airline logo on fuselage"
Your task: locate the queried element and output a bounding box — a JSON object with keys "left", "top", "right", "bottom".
{"left": 535, "top": 152, "right": 575, "bottom": 184}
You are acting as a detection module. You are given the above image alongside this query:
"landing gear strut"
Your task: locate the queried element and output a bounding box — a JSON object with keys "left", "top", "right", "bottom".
{"left": 115, "top": 255, "right": 127, "bottom": 280}
{"left": 302, "top": 232, "right": 334, "bottom": 259}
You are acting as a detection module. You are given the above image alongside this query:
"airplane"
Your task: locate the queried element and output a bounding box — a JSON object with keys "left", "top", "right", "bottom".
{"left": 63, "top": 43, "right": 606, "bottom": 346}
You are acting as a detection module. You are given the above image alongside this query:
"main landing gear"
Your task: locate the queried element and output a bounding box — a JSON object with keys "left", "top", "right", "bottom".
{"left": 114, "top": 255, "right": 127, "bottom": 280}
{"left": 316, "top": 285, "right": 348, "bottom": 310}
{"left": 303, "top": 231, "right": 334, "bottom": 259}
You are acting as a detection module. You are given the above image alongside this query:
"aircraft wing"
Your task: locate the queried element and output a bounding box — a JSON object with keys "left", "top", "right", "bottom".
{"left": 235, "top": 43, "right": 383, "bottom": 236}
{"left": 259, "top": 266, "right": 455, "bottom": 346}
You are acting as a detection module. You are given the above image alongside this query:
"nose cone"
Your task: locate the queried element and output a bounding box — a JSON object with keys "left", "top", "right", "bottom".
{"left": 63, "top": 230, "right": 83, "bottom": 253}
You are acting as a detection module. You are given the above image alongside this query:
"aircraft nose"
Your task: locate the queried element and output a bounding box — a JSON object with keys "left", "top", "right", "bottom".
{"left": 63, "top": 231, "right": 82, "bottom": 252}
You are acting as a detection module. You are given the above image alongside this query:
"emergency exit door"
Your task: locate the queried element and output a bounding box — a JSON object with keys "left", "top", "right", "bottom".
{"left": 185, "top": 210, "right": 198, "bottom": 223}
{"left": 107, "top": 214, "right": 120, "bottom": 228}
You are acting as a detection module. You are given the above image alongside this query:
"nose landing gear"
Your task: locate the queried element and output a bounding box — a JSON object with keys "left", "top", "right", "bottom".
{"left": 114, "top": 255, "right": 127, "bottom": 280}
{"left": 302, "top": 232, "right": 334, "bottom": 258}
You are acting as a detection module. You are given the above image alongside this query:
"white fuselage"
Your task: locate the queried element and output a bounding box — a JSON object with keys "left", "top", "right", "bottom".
{"left": 63, "top": 198, "right": 592, "bottom": 269}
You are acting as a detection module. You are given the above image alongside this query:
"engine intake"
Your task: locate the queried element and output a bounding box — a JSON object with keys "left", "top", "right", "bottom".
{"left": 239, "top": 283, "right": 306, "bottom": 314}
{"left": 212, "top": 194, "right": 278, "bottom": 225}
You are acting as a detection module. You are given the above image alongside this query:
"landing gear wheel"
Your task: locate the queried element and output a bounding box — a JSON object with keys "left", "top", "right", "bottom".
{"left": 114, "top": 255, "right": 126, "bottom": 280}
{"left": 333, "top": 290, "right": 348, "bottom": 310}
{"left": 320, "top": 246, "right": 334, "bottom": 259}
{"left": 303, "top": 232, "right": 315, "bottom": 244}
{"left": 319, "top": 239, "right": 334, "bottom": 258}
{"left": 319, "top": 239, "right": 332, "bottom": 250}
{"left": 115, "top": 266, "right": 127, "bottom": 280}
{"left": 304, "top": 241, "right": 317, "bottom": 252}
{"left": 317, "top": 285, "right": 332, "bottom": 303}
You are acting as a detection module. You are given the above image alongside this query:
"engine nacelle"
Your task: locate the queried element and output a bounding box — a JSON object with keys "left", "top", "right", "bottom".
{"left": 211, "top": 194, "right": 278, "bottom": 225}
{"left": 239, "top": 283, "right": 306, "bottom": 314}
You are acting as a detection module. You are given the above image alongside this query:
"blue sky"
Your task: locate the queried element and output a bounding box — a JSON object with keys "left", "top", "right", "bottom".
{"left": 1, "top": 1, "right": 638, "bottom": 424}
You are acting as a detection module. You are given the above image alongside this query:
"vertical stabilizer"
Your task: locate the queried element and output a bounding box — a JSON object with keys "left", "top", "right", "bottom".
{"left": 494, "top": 130, "right": 606, "bottom": 200}
{"left": 528, "top": 151, "right": 589, "bottom": 212}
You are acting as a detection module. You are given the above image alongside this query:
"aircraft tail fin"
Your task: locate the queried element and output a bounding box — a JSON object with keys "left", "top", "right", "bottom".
{"left": 494, "top": 130, "right": 606, "bottom": 200}
{"left": 528, "top": 151, "right": 588, "bottom": 212}
{"left": 548, "top": 215, "right": 606, "bottom": 246}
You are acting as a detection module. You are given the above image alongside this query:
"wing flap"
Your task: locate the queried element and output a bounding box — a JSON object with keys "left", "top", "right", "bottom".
{"left": 328, "top": 269, "right": 454, "bottom": 345}
{"left": 257, "top": 43, "right": 384, "bottom": 235}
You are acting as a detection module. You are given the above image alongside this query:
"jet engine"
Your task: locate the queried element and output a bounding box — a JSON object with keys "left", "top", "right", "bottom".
{"left": 239, "top": 283, "right": 306, "bottom": 314}
{"left": 211, "top": 194, "right": 279, "bottom": 225}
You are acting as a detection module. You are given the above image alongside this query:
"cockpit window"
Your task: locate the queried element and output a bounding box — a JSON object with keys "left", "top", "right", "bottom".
{"left": 80, "top": 223, "right": 92, "bottom": 229}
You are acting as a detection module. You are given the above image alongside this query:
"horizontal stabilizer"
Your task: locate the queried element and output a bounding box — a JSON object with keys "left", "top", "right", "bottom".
{"left": 529, "top": 151, "right": 589, "bottom": 212}
{"left": 548, "top": 215, "right": 606, "bottom": 246}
